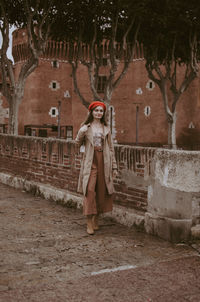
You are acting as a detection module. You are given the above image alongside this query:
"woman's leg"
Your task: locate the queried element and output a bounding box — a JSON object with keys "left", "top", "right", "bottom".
{"left": 92, "top": 214, "right": 99, "bottom": 230}
{"left": 95, "top": 151, "right": 113, "bottom": 214}
{"left": 84, "top": 163, "right": 98, "bottom": 234}
{"left": 87, "top": 215, "right": 94, "bottom": 235}
{"left": 83, "top": 164, "right": 97, "bottom": 216}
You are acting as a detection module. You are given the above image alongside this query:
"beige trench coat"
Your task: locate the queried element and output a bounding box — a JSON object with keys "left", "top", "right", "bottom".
{"left": 75, "top": 125, "right": 117, "bottom": 196}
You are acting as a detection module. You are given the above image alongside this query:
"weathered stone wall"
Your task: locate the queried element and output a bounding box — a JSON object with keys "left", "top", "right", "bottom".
{"left": 1, "top": 134, "right": 200, "bottom": 242}
{"left": 145, "top": 149, "right": 200, "bottom": 242}
{"left": 0, "top": 134, "right": 155, "bottom": 213}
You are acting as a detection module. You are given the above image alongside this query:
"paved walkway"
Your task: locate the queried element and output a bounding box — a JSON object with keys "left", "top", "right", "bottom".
{"left": 0, "top": 182, "right": 200, "bottom": 302}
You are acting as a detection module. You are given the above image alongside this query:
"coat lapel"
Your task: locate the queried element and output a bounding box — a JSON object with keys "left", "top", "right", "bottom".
{"left": 104, "top": 125, "right": 110, "bottom": 137}
{"left": 86, "top": 126, "right": 94, "bottom": 145}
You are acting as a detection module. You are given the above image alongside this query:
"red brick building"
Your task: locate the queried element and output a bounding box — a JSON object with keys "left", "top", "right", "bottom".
{"left": 1, "top": 28, "right": 200, "bottom": 147}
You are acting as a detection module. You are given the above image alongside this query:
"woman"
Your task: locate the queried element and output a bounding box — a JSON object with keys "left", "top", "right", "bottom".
{"left": 75, "top": 101, "right": 118, "bottom": 235}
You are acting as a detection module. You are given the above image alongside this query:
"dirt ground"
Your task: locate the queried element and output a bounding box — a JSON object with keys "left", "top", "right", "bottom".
{"left": 0, "top": 182, "right": 200, "bottom": 302}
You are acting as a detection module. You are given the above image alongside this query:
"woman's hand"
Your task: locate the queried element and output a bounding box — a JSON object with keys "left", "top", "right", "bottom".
{"left": 80, "top": 124, "right": 90, "bottom": 133}
{"left": 112, "top": 169, "right": 118, "bottom": 179}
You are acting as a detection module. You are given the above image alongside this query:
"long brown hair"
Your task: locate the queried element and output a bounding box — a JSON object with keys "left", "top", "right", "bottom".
{"left": 82, "top": 106, "right": 108, "bottom": 126}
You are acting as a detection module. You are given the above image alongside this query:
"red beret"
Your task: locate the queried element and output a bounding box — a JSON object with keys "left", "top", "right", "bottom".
{"left": 88, "top": 101, "right": 106, "bottom": 111}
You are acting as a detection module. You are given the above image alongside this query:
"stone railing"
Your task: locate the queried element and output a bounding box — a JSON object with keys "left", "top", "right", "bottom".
{"left": 0, "top": 135, "right": 155, "bottom": 213}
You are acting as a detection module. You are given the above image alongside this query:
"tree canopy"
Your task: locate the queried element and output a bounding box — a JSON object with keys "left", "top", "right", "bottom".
{"left": 1, "top": 0, "right": 200, "bottom": 141}
{"left": 0, "top": 0, "right": 63, "bottom": 134}
{"left": 138, "top": 0, "right": 200, "bottom": 148}
{"left": 49, "top": 0, "right": 147, "bottom": 107}
{"left": 139, "top": 0, "right": 200, "bottom": 73}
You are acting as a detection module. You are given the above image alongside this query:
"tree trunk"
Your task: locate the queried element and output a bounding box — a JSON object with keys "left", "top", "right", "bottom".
{"left": 104, "top": 87, "right": 112, "bottom": 107}
{"left": 8, "top": 93, "right": 22, "bottom": 135}
{"left": 168, "top": 111, "right": 177, "bottom": 149}
{"left": 103, "top": 90, "right": 112, "bottom": 123}
{"left": 71, "top": 62, "right": 90, "bottom": 108}
{"left": 159, "top": 80, "right": 177, "bottom": 149}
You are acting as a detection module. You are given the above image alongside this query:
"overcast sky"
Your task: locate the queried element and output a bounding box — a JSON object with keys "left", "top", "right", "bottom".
{"left": 0, "top": 25, "right": 15, "bottom": 62}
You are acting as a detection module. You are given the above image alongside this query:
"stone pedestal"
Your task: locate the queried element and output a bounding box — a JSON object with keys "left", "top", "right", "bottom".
{"left": 145, "top": 149, "right": 200, "bottom": 242}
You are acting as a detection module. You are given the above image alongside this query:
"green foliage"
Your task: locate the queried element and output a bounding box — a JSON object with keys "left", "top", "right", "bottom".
{"left": 139, "top": 0, "right": 200, "bottom": 65}
{"left": 0, "top": 0, "right": 64, "bottom": 32}
{"left": 51, "top": 0, "right": 145, "bottom": 43}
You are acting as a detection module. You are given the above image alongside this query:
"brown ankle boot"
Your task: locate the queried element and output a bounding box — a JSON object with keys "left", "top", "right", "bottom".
{"left": 92, "top": 214, "right": 99, "bottom": 230}
{"left": 87, "top": 216, "right": 94, "bottom": 235}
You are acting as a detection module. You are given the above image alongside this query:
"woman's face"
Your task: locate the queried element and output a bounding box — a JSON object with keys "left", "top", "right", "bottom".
{"left": 92, "top": 106, "right": 104, "bottom": 120}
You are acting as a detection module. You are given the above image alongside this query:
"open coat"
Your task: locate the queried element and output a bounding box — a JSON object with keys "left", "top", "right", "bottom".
{"left": 75, "top": 125, "right": 117, "bottom": 196}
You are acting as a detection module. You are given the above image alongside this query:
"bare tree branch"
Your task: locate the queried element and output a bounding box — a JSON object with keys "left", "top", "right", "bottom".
{"left": 71, "top": 61, "right": 90, "bottom": 108}
{"left": 113, "top": 21, "right": 141, "bottom": 89}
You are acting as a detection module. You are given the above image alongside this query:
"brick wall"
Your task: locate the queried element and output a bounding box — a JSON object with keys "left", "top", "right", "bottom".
{"left": 114, "top": 145, "right": 155, "bottom": 211}
{"left": 0, "top": 134, "right": 155, "bottom": 212}
{"left": 2, "top": 28, "right": 199, "bottom": 147}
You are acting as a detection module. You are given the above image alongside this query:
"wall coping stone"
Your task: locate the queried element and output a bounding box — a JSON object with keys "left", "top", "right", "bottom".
{"left": 152, "top": 148, "right": 200, "bottom": 193}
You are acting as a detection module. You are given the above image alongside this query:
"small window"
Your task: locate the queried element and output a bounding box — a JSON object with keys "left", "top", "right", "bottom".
{"left": 49, "top": 107, "right": 58, "bottom": 117}
{"left": 52, "top": 125, "right": 58, "bottom": 132}
{"left": 25, "top": 127, "right": 32, "bottom": 136}
{"left": 189, "top": 122, "right": 195, "bottom": 129}
{"left": 52, "top": 60, "right": 59, "bottom": 68}
{"left": 66, "top": 126, "right": 73, "bottom": 141}
{"left": 136, "top": 87, "right": 143, "bottom": 95}
{"left": 38, "top": 129, "right": 47, "bottom": 137}
{"left": 146, "top": 80, "right": 155, "bottom": 91}
{"left": 97, "top": 76, "right": 107, "bottom": 93}
{"left": 64, "top": 90, "right": 71, "bottom": 98}
{"left": 144, "top": 106, "right": 151, "bottom": 117}
{"left": 61, "top": 128, "right": 65, "bottom": 137}
{"left": 49, "top": 80, "right": 60, "bottom": 91}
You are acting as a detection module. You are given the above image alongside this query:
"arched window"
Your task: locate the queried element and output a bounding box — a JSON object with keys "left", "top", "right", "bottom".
{"left": 144, "top": 106, "right": 151, "bottom": 117}
{"left": 49, "top": 107, "right": 58, "bottom": 117}
{"left": 49, "top": 80, "right": 60, "bottom": 91}
{"left": 52, "top": 60, "right": 59, "bottom": 68}
{"left": 146, "top": 80, "right": 155, "bottom": 91}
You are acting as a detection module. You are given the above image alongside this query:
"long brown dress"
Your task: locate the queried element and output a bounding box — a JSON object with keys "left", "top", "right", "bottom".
{"left": 83, "top": 132, "right": 113, "bottom": 216}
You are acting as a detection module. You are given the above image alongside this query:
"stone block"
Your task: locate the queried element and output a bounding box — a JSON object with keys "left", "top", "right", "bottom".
{"left": 145, "top": 212, "right": 192, "bottom": 243}
{"left": 191, "top": 225, "right": 200, "bottom": 239}
{"left": 148, "top": 182, "right": 193, "bottom": 219}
